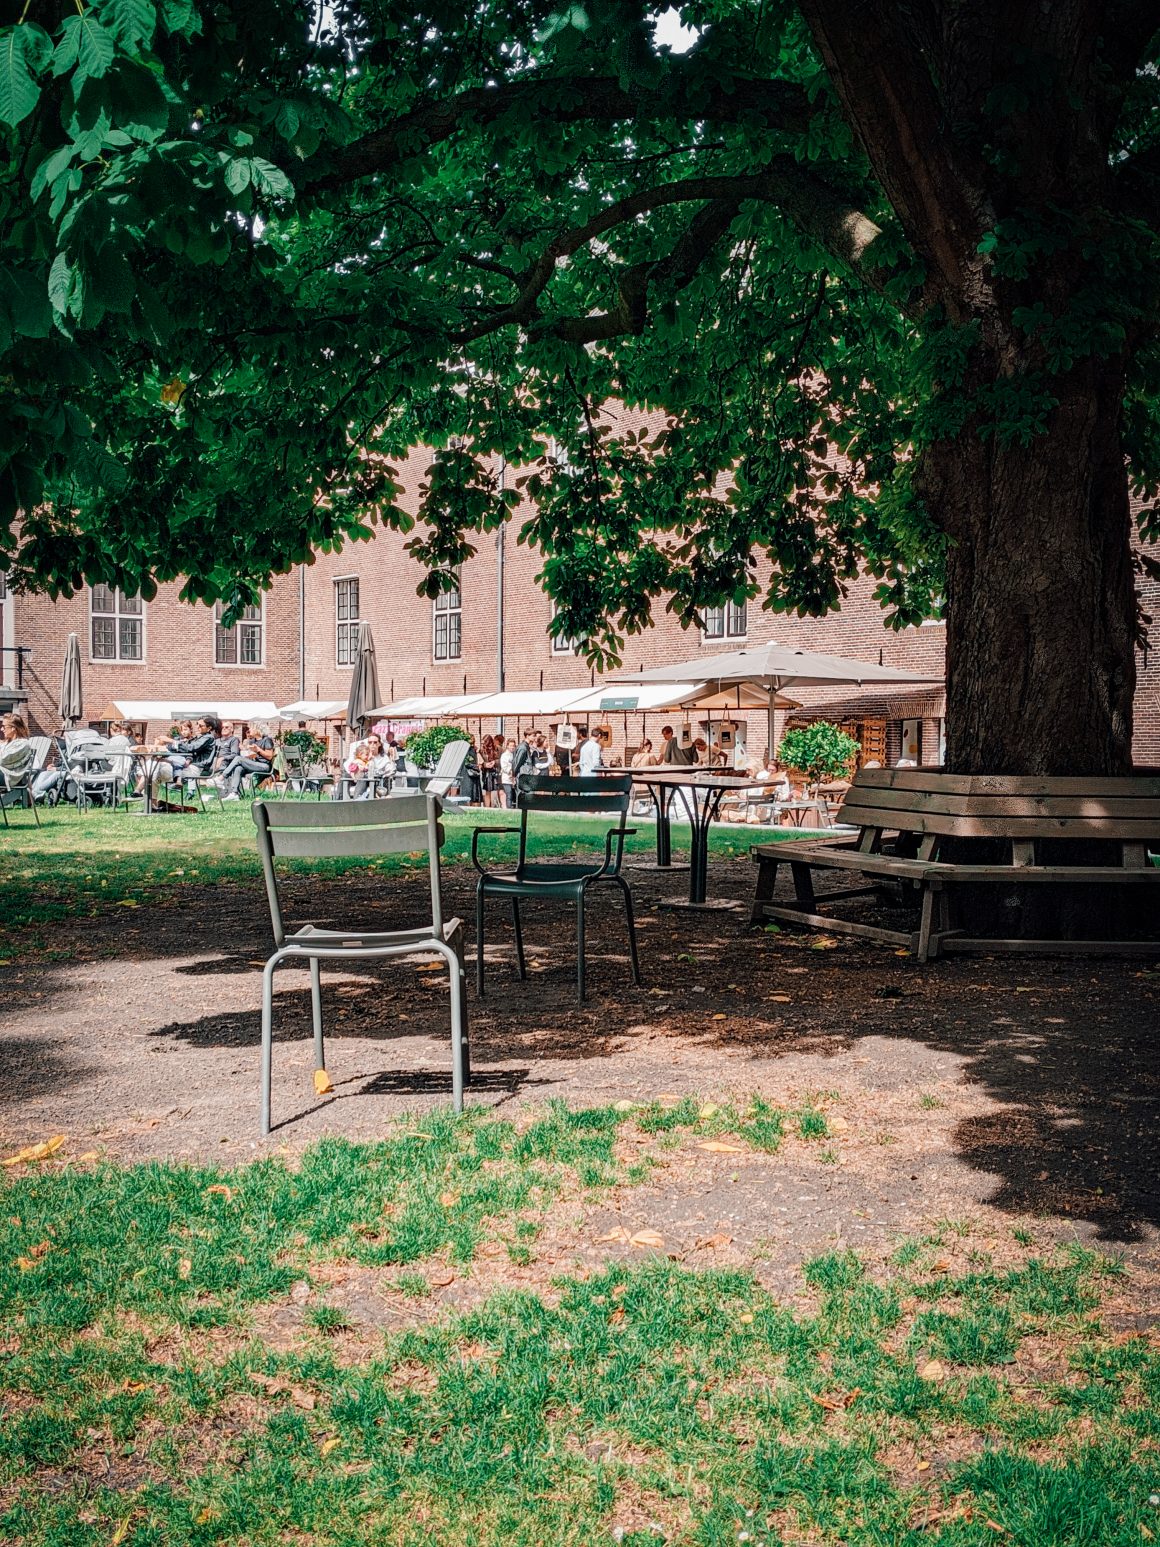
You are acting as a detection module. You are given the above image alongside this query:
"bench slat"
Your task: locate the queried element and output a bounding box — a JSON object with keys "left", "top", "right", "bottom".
{"left": 855, "top": 769, "right": 1160, "bottom": 798}
{"left": 841, "top": 788, "right": 1160, "bottom": 820}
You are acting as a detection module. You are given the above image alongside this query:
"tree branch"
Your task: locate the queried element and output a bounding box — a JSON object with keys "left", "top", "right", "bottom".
{"left": 450, "top": 159, "right": 893, "bottom": 346}
{"left": 304, "top": 75, "right": 812, "bottom": 194}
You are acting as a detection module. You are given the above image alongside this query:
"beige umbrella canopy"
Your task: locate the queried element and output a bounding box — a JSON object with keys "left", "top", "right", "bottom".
{"left": 611, "top": 640, "right": 942, "bottom": 759}
{"left": 345, "top": 621, "right": 381, "bottom": 736}
{"left": 59, "top": 632, "right": 83, "bottom": 728}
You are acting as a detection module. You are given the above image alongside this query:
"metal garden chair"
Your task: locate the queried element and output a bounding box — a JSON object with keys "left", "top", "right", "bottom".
{"left": 472, "top": 773, "right": 642, "bottom": 1003}
{"left": 252, "top": 794, "right": 469, "bottom": 1135}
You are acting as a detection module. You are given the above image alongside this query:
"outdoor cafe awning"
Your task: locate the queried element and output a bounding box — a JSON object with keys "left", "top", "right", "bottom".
{"left": 369, "top": 694, "right": 493, "bottom": 719}
{"left": 100, "top": 699, "right": 281, "bottom": 723}
{"left": 277, "top": 700, "right": 349, "bottom": 720}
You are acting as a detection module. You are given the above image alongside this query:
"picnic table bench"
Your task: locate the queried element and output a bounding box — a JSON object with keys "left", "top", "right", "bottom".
{"left": 750, "top": 768, "right": 1160, "bottom": 960}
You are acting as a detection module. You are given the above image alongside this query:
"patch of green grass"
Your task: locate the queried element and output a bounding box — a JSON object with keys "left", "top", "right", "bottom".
{"left": 0, "top": 803, "right": 810, "bottom": 931}
{"left": 919, "top": 1091, "right": 945, "bottom": 1109}
{"left": 795, "top": 1106, "right": 829, "bottom": 1141}
{"left": 0, "top": 1108, "right": 1156, "bottom": 1546}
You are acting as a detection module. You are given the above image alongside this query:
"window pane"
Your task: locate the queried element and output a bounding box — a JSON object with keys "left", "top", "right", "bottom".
{"left": 120, "top": 619, "right": 142, "bottom": 660}
{"left": 434, "top": 614, "right": 448, "bottom": 659}
{"left": 448, "top": 614, "right": 462, "bottom": 659}
{"left": 92, "top": 618, "right": 115, "bottom": 658}
{"left": 240, "top": 624, "right": 262, "bottom": 664}
{"left": 215, "top": 625, "right": 237, "bottom": 665}
{"left": 727, "top": 602, "right": 747, "bottom": 636}
{"left": 349, "top": 579, "right": 359, "bottom": 617}
{"left": 91, "top": 584, "right": 115, "bottom": 615}
{"left": 241, "top": 603, "right": 261, "bottom": 622}
{"left": 703, "top": 607, "right": 724, "bottom": 638}
{"left": 118, "top": 592, "right": 142, "bottom": 615}
{"left": 336, "top": 585, "right": 348, "bottom": 621}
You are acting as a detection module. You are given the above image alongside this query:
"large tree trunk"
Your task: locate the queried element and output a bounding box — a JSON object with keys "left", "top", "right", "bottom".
{"left": 802, "top": 0, "right": 1150, "bottom": 778}
{"left": 916, "top": 362, "right": 1138, "bottom": 775}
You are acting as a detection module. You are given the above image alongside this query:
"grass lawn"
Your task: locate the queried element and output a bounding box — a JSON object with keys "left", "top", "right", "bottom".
{"left": 0, "top": 801, "right": 807, "bottom": 934}
{"left": 2, "top": 1098, "right": 1154, "bottom": 1546}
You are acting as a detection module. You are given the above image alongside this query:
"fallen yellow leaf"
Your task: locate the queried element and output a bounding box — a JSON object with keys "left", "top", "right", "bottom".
{"left": 696, "top": 1140, "right": 746, "bottom": 1154}
{"left": 204, "top": 1183, "right": 233, "bottom": 1201}
{"left": 194, "top": 1508, "right": 218, "bottom": 1526}
{"left": 918, "top": 1359, "right": 946, "bottom": 1382}
{"left": 697, "top": 1103, "right": 720, "bottom": 1119}
{"left": 177, "top": 1257, "right": 192, "bottom": 1280}
{"left": 596, "top": 1227, "right": 631, "bottom": 1244}
{"left": 629, "top": 1229, "right": 665, "bottom": 1249}
{"left": 828, "top": 1115, "right": 849, "bottom": 1134}
{"left": 712, "top": 1013, "right": 727, "bottom": 1020}
{"left": 3, "top": 1135, "right": 65, "bottom": 1167}
{"left": 612, "top": 1099, "right": 639, "bottom": 1112}
{"left": 77, "top": 1151, "right": 100, "bottom": 1163}
{"left": 916, "top": 1459, "right": 931, "bottom": 1472}
{"left": 738, "top": 1311, "right": 754, "bottom": 1325}
{"left": 438, "top": 1191, "right": 459, "bottom": 1208}
{"left": 313, "top": 1069, "right": 334, "bottom": 1095}
{"left": 110, "top": 1517, "right": 134, "bottom": 1546}
{"left": 320, "top": 1437, "right": 342, "bottom": 1457}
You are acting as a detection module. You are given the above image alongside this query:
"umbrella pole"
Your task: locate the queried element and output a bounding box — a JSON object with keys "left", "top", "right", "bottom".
{"left": 767, "top": 687, "right": 777, "bottom": 766}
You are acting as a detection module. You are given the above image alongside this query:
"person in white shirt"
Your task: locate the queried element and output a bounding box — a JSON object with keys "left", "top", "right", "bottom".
{"left": 499, "top": 738, "right": 516, "bottom": 807}
{"left": 578, "top": 727, "right": 603, "bottom": 775}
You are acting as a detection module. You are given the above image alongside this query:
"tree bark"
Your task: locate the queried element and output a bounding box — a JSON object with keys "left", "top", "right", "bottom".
{"left": 916, "top": 362, "right": 1138, "bottom": 775}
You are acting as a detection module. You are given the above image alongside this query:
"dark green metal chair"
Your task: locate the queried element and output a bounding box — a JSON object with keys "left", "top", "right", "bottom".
{"left": 472, "top": 773, "right": 642, "bottom": 1003}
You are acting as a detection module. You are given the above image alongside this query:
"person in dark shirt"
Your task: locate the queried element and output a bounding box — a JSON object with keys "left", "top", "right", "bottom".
{"left": 218, "top": 721, "right": 274, "bottom": 799}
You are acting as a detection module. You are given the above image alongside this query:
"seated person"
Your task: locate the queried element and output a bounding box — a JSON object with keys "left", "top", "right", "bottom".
{"left": 0, "top": 713, "right": 33, "bottom": 792}
{"left": 631, "top": 738, "right": 657, "bottom": 768}
{"left": 214, "top": 721, "right": 241, "bottom": 772}
{"left": 347, "top": 734, "right": 394, "bottom": 798}
{"left": 218, "top": 721, "right": 274, "bottom": 799}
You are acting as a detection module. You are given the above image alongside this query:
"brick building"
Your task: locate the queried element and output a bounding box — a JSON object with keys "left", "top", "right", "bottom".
{"left": 4, "top": 444, "right": 1159, "bottom": 766}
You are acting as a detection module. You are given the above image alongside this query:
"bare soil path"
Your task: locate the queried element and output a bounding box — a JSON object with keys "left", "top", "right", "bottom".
{"left": 4, "top": 856, "right": 1159, "bottom": 1279}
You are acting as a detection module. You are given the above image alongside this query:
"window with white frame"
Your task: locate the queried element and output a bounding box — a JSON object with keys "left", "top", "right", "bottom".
{"left": 549, "top": 599, "right": 578, "bottom": 654}
{"left": 702, "top": 601, "right": 747, "bottom": 641}
{"left": 214, "top": 599, "right": 264, "bottom": 666}
{"left": 433, "top": 571, "right": 462, "bottom": 661}
{"left": 335, "top": 577, "right": 360, "bottom": 666}
{"left": 90, "top": 585, "right": 144, "bottom": 661}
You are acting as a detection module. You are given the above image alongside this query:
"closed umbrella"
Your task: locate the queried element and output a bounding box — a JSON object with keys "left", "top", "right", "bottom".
{"left": 345, "top": 621, "right": 381, "bottom": 737}
{"left": 59, "top": 632, "right": 83, "bottom": 728}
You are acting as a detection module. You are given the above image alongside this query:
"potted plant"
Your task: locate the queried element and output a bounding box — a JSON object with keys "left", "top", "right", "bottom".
{"left": 405, "top": 723, "right": 467, "bottom": 771}
{"left": 777, "top": 722, "right": 860, "bottom": 793}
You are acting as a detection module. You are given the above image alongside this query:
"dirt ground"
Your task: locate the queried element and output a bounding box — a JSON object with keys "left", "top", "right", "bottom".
{"left": 4, "top": 855, "right": 1160, "bottom": 1280}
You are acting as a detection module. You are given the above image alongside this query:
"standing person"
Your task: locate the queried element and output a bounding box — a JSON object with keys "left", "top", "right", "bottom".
{"left": 578, "top": 726, "right": 603, "bottom": 775}
{"left": 479, "top": 734, "right": 500, "bottom": 808}
{"left": 532, "top": 730, "right": 551, "bottom": 774}
{"left": 0, "top": 713, "right": 33, "bottom": 792}
{"left": 499, "top": 737, "right": 517, "bottom": 807}
{"left": 661, "top": 724, "right": 694, "bottom": 766}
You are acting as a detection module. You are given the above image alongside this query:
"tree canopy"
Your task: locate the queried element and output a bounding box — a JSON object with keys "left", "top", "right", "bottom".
{"left": 2, "top": 0, "right": 1159, "bottom": 681}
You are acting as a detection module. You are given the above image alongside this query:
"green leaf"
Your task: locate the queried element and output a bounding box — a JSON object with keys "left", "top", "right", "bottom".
{"left": 47, "top": 252, "right": 75, "bottom": 316}
{"left": 224, "top": 157, "right": 252, "bottom": 195}
{"left": 274, "top": 101, "right": 300, "bottom": 141}
{"left": 3, "top": 267, "right": 52, "bottom": 338}
{"left": 103, "top": 0, "right": 157, "bottom": 50}
{"left": 59, "top": 15, "right": 116, "bottom": 84}
{"left": 30, "top": 144, "right": 74, "bottom": 203}
{"left": 248, "top": 157, "right": 294, "bottom": 200}
{"left": 0, "top": 27, "right": 42, "bottom": 127}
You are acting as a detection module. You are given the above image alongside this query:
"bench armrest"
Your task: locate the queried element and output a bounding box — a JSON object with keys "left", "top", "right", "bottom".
{"left": 471, "top": 825, "right": 523, "bottom": 874}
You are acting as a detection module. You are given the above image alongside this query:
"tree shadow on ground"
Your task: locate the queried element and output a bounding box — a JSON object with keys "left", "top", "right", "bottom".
{"left": 3, "top": 858, "right": 1158, "bottom": 1240}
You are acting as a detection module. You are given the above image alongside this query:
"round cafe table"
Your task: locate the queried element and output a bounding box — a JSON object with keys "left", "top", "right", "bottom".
{"left": 130, "top": 747, "right": 172, "bottom": 815}
{"left": 629, "top": 768, "right": 775, "bottom": 910}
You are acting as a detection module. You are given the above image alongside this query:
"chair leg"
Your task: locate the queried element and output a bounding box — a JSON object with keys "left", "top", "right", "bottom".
{"left": 511, "top": 898, "right": 526, "bottom": 980}
{"left": 576, "top": 890, "right": 586, "bottom": 1004}
{"left": 475, "top": 883, "right": 486, "bottom": 998}
{"left": 619, "top": 879, "right": 642, "bottom": 986}
{"left": 449, "top": 956, "right": 465, "bottom": 1114}
{"left": 310, "top": 956, "right": 325, "bottom": 1072}
{"left": 261, "top": 959, "right": 278, "bottom": 1136}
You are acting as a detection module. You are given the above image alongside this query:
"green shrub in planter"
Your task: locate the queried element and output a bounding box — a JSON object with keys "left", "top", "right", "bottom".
{"left": 278, "top": 728, "right": 328, "bottom": 765}
{"left": 405, "top": 723, "right": 468, "bottom": 770}
{"left": 777, "top": 722, "right": 860, "bottom": 784}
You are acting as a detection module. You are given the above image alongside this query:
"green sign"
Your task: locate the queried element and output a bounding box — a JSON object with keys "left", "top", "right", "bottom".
{"left": 600, "top": 695, "right": 639, "bottom": 710}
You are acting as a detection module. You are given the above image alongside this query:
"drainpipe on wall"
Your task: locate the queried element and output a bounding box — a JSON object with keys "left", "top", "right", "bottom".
{"left": 496, "top": 459, "right": 507, "bottom": 737}
{"left": 297, "top": 564, "right": 306, "bottom": 701}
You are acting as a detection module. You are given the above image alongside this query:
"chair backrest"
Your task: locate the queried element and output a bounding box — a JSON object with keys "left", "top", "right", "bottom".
{"left": 283, "top": 745, "right": 305, "bottom": 774}
{"left": 252, "top": 794, "right": 446, "bottom": 946}
{"left": 515, "top": 774, "right": 632, "bottom": 871}
{"left": 430, "top": 739, "right": 471, "bottom": 779}
{"left": 28, "top": 736, "right": 51, "bottom": 775}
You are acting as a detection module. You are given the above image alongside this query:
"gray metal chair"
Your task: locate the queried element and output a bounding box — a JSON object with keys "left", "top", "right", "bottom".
{"left": 414, "top": 739, "right": 472, "bottom": 801}
{"left": 0, "top": 770, "right": 40, "bottom": 827}
{"left": 472, "top": 773, "right": 642, "bottom": 1003}
{"left": 252, "top": 795, "right": 469, "bottom": 1135}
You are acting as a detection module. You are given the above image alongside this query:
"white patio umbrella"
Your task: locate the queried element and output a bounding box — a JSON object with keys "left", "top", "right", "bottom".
{"left": 59, "top": 632, "right": 83, "bottom": 727}
{"left": 610, "top": 641, "right": 942, "bottom": 761}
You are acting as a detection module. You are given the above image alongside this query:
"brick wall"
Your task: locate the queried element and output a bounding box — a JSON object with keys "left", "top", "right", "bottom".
{"left": 14, "top": 578, "right": 300, "bottom": 737}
